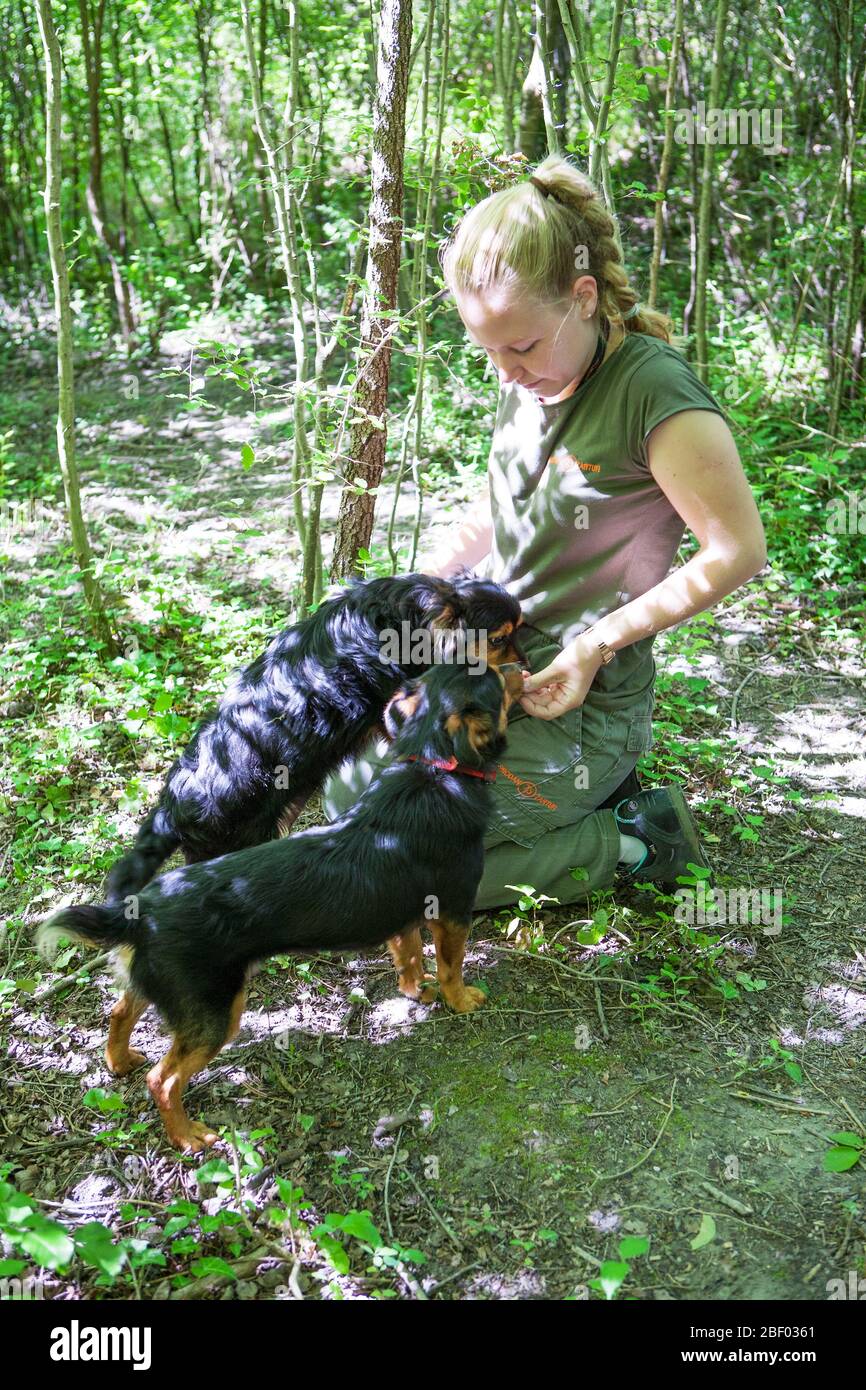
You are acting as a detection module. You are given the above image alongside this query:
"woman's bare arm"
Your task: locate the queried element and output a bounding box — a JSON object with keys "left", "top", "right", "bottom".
{"left": 521, "top": 410, "right": 767, "bottom": 718}
{"left": 417, "top": 494, "right": 493, "bottom": 577}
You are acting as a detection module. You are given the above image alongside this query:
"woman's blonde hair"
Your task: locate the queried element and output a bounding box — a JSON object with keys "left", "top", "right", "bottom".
{"left": 440, "top": 153, "right": 673, "bottom": 344}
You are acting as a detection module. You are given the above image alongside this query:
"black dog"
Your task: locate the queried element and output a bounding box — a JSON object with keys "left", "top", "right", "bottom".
{"left": 106, "top": 571, "right": 522, "bottom": 903}
{"left": 38, "top": 662, "right": 524, "bottom": 1152}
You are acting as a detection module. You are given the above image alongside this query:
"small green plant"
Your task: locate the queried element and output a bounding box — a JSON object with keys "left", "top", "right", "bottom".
{"left": 737, "top": 1038, "right": 803, "bottom": 1084}
{"left": 311, "top": 1208, "right": 426, "bottom": 1288}
{"left": 823, "top": 1132, "right": 864, "bottom": 1173}
{"left": 510, "top": 1228, "right": 559, "bottom": 1267}
{"left": 0, "top": 1175, "right": 129, "bottom": 1286}
{"left": 329, "top": 1154, "right": 376, "bottom": 1202}
{"left": 81, "top": 1088, "right": 151, "bottom": 1147}
{"left": 586, "top": 1235, "right": 650, "bottom": 1300}
{"left": 498, "top": 883, "right": 560, "bottom": 949}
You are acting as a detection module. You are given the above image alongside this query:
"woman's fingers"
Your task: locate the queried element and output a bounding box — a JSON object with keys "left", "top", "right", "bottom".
{"left": 520, "top": 690, "right": 570, "bottom": 720}
{"left": 521, "top": 659, "right": 565, "bottom": 695}
{"left": 520, "top": 680, "right": 568, "bottom": 716}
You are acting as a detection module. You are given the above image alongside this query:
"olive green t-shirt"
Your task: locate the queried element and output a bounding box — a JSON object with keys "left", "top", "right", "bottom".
{"left": 480, "top": 332, "right": 727, "bottom": 706}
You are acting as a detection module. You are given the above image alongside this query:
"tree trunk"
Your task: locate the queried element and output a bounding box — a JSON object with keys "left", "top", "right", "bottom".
{"left": 648, "top": 0, "right": 683, "bottom": 309}
{"left": 78, "top": 0, "right": 135, "bottom": 348}
{"left": 694, "top": 0, "right": 728, "bottom": 384}
{"left": 35, "top": 0, "right": 116, "bottom": 655}
{"left": 493, "top": 0, "right": 521, "bottom": 151}
{"left": 330, "top": 0, "right": 413, "bottom": 582}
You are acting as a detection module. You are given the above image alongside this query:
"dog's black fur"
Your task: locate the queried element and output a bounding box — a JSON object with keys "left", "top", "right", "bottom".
{"left": 39, "top": 662, "right": 523, "bottom": 1151}
{"left": 105, "top": 571, "right": 522, "bottom": 904}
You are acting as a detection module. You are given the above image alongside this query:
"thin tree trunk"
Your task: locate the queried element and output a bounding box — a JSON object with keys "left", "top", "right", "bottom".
{"left": 330, "top": 0, "right": 413, "bottom": 582}
{"left": 35, "top": 0, "right": 116, "bottom": 655}
{"left": 493, "top": 0, "right": 521, "bottom": 151}
{"left": 828, "top": 0, "right": 866, "bottom": 435}
{"left": 588, "top": 0, "right": 624, "bottom": 187}
{"left": 518, "top": 30, "right": 546, "bottom": 159}
{"left": 387, "top": 0, "right": 449, "bottom": 572}
{"left": 533, "top": 0, "right": 564, "bottom": 154}
{"left": 78, "top": 0, "right": 135, "bottom": 348}
{"left": 694, "top": 0, "right": 728, "bottom": 384}
{"left": 648, "top": 0, "right": 683, "bottom": 309}
{"left": 557, "top": 0, "right": 622, "bottom": 225}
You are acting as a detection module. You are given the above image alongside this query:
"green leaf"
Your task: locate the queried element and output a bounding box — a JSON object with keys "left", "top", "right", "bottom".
{"left": 339, "top": 1210, "right": 382, "bottom": 1247}
{"left": 83, "top": 1088, "right": 125, "bottom": 1114}
{"left": 690, "top": 1213, "right": 716, "bottom": 1250}
{"left": 275, "top": 1178, "right": 305, "bottom": 1205}
{"left": 195, "top": 1158, "right": 233, "bottom": 1185}
{"left": 17, "top": 1215, "right": 75, "bottom": 1268}
{"left": 618, "top": 1235, "right": 649, "bottom": 1259}
{"left": 824, "top": 1146, "right": 862, "bottom": 1172}
{"left": 190, "top": 1256, "right": 237, "bottom": 1280}
{"left": 593, "top": 1259, "right": 629, "bottom": 1300}
{"left": 75, "top": 1222, "right": 127, "bottom": 1279}
{"left": 240, "top": 443, "right": 255, "bottom": 470}
{"left": 163, "top": 1216, "right": 191, "bottom": 1237}
{"left": 315, "top": 1233, "right": 350, "bottom": 1273}
{"left": 398, "top": 1247, "right": 427, "bottom": 1265}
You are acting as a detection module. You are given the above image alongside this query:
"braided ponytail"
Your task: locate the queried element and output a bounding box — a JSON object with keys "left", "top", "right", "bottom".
{"left": 441, "top": 153, "right": 673, "bottom": 344}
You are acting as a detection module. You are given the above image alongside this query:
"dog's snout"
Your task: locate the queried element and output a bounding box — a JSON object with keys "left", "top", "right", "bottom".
{"left": 508, "top": 624, "right": 527, "bottom": 666}
{"left": 498, "top": 663, "right": 525, "bottom": 701}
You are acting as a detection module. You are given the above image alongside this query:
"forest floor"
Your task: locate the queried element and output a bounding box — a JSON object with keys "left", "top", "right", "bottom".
{"left": 2, "top": 329, "right": 865, "bottom": 1301}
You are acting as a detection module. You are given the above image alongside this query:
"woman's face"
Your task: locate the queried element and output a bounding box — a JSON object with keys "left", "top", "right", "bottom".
{"left": 455, "top": 275, "right": 599, "bottom": 398}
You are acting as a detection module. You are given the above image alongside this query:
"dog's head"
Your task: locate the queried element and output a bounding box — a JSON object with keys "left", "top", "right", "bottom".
{"left": 365, "top": 571, "right": 525, "bottom": 678}
{"left": 439, "top": 570, "right": 525, "bottom": 669}
{"left": 388, "top": 662, "right": 524, "bottom": 769}
{"left": 400, "top": 570, "right": 525, "bottom": 670}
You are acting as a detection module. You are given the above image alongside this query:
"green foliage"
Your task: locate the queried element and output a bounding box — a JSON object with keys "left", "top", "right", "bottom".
{"left": 824, "top": 1133, "right": 865, "bottom": 1174}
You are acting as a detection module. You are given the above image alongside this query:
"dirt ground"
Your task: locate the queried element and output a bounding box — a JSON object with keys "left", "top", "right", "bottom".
{"left": 2, "top": 343, "right": 865, "bottom": 1301}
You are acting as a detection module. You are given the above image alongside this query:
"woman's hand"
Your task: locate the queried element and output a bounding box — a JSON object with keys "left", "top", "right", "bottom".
{"left": 519, "top": 634, "right": 604, "bottom": 720}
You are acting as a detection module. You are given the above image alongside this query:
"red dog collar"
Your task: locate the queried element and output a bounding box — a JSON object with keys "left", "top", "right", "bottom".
{"left": 398, "top": 754, "right": 497, "bottom": 782}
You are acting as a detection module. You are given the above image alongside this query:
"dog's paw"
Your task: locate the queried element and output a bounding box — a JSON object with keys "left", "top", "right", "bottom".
{"left": 105, "top": 1047, "right": 149, "bottom": 1076}
{"left": 446, "top": 985, "right": 486, "bottom": 1013}
{"left": 168, "top": 1120, "right": 220, "bottom": 1154}
{"left": 398, "top": 973, "right": 439, "bottom": 1003}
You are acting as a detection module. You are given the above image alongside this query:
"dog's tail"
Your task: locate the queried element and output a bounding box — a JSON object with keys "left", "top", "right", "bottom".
{"left": 36, "top": 902, "right": 133, "bottom": 962}
{"left": 104, "top": 805, "right": 180, "bottom": 904}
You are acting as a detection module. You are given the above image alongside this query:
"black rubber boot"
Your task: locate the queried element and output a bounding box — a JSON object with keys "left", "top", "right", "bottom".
{"left": 596, "top": 766, "right": 642, "bottom": 811}
{"left": 614, "top": 784, "right": 712, "bottom": 890}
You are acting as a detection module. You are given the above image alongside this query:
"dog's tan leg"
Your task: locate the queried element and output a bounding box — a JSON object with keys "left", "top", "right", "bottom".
{"left": 430, "top": 917, "right": 486, "bottom": 1013}
{"left": 105, "top": 991, "right": 149, "bottom": 1075}
{"left": 146, "top": 987, "right": 246, "bottom": 1154}
{"left": 387, "top": 926, "right": 437, "bottom": 1002}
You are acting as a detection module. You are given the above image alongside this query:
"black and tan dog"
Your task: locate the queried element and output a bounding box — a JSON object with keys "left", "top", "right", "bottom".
{"left": 38, "top": 662, "right": 524, "bottom": 1153}
{"left": 106, "top": 570, "right": 522, "bottom": 903}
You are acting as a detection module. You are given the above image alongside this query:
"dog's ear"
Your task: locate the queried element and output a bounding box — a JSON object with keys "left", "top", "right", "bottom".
{"left": 383, "top": 683, "right": 423, "bottom": 739}
{"left": 430, "top": 601, "right": 463, "bottom": 632}
{"left": 443, "top": 706, "right": 498, "bottom": 767}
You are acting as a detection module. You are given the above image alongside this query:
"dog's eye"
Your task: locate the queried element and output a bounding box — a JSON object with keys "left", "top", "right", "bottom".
{"left": 488, "top": 634, "right": 507, "bottom": 647}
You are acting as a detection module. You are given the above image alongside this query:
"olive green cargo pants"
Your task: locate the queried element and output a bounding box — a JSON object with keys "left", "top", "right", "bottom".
{"left": 321, "top": 624, "right": 656, "bottom": 910}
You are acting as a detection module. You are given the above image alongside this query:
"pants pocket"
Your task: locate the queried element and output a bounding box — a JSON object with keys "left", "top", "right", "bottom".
{"left": 626, "top": 710, "right": 655, "bottom": 753}
{"left": 486, "top": 702, "right": 584, "bottom": 848}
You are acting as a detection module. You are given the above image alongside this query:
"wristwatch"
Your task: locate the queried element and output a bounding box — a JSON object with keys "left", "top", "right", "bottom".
{"left": 584, "top": 628, "right": 616, "bottom": 665}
